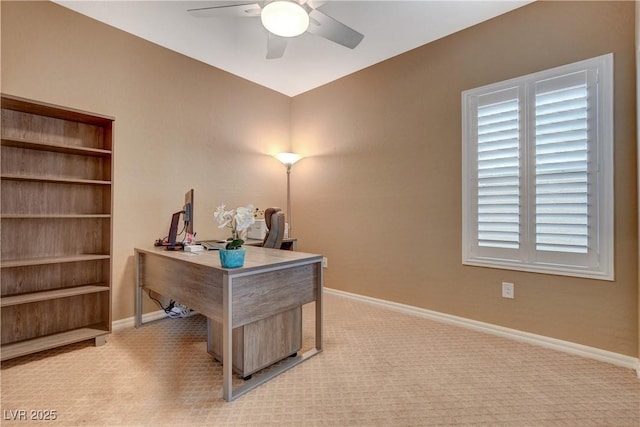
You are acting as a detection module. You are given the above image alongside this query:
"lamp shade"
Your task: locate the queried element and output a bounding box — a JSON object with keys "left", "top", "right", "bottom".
{"left": 275, "top": 152, "right": 302, "bottom": 166}
{"left": 261, "top": 1, "right": 309, "bottom": 38}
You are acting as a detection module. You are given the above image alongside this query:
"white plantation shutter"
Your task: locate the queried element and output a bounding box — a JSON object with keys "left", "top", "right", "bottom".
{"left": 462, "top": 54, "right": 613, "bottom": 280}
{"left": 477, "top": 92, "right": 521, "bottom": 250}
{"left": 534, "top": 73, "right": 591, "bottom": 255}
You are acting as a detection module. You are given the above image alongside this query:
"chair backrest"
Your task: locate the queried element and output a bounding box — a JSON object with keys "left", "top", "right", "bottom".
{"left": 263, "top": 207, "right": 285, "bottom": 249}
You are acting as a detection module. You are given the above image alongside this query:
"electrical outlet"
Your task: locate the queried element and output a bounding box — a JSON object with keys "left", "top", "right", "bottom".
{"left": 502, "top": 282, "right": 514, "bottom": 299}
{"left": 322, "top": 257, "right": 328, "bottom": 268}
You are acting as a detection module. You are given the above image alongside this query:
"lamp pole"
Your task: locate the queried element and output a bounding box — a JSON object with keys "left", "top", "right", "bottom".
{"left": 285, "top": 163, "right": 292, "bottom": 237}
{"left": 275, "top": 152, "right": 302, "bottom": 238}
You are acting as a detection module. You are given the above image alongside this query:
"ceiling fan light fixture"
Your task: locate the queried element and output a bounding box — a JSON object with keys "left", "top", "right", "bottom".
{"left": 261, "top": 1, "right": 309, "bottom": 38}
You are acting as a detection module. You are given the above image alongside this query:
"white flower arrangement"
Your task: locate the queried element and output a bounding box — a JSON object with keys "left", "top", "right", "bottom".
{"left": 213, "top": 203, "right": 256, "bottom": 249}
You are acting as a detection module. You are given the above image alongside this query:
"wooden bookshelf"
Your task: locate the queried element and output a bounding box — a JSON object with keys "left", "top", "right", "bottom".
{"left": 0, "top": 94, "right": 114, "bottom": 361}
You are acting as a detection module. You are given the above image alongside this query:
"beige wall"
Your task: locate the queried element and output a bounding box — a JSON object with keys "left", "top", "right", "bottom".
{"left": 1, "top": 1, "right": 638, "bottom": 358}
{"left": 291, "top": 0, "right": 638, "bottom": 356}
{"left": 1, "top": 1, "right": 293, "bottom": 321}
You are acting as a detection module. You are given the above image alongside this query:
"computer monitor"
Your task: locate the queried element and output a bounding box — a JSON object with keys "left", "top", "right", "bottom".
{"left": 184, "top": 188, "right": 194, "bottom": 236}
{"left": 166, "top": 211, "right": 182, "bottom": 250}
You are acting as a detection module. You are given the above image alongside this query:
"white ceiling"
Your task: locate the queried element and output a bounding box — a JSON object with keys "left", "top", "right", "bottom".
{"left": 54, "top": 1, "right": 534, "bottom": 97}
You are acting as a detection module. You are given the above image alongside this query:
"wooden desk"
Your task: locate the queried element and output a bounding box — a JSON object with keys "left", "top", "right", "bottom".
{"left": 134, "top": 245, "right": 323, "bottom": 401}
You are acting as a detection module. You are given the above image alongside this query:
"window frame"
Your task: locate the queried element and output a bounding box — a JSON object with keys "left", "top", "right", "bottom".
{"left": 462, "top": 54, "right": 614, "bottom": 280}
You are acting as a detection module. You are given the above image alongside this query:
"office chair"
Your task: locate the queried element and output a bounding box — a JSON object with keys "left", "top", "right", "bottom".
{"left": 263, "top": 207, "right": 285, "bottom": 249}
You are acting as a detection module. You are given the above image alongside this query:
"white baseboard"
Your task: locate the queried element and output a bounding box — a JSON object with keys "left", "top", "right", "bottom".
{"left": 324, "top": 287, "right": 639, "bottom": 372}
{"left": 112, "top": 309, "right": 167, "bottom": 330}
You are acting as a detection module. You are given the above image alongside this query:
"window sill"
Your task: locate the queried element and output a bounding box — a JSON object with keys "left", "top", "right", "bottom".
{"left": 462, "top": 257, "right": 614, "bottom": 281}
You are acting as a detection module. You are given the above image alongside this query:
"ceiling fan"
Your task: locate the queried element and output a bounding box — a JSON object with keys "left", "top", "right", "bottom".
{"left": 187, "top": 0, "right": 364, "bottom": 59}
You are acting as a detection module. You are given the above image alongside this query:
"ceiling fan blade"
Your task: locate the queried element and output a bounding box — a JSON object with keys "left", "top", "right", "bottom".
{"left": 305, "top": 7, "right": 364, "bottom": 49}
{"left": 266, "top": 33, "right": 289, "bottom": 60}
{"left": 187, "top": 3, "right": 261, "bottom": 18}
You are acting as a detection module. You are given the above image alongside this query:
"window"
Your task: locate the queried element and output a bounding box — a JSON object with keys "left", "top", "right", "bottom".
{"left": 462, "top": 54, "right": 613, "bottom": 280}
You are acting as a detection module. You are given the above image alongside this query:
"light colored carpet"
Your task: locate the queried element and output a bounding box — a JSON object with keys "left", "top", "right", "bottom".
{"left": 1, "top": 292, "right": 638, "bottom": 426}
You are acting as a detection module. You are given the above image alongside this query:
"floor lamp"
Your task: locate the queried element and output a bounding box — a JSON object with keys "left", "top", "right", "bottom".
{"left": 275, "top": 152, "right": 302, "bottom": 237}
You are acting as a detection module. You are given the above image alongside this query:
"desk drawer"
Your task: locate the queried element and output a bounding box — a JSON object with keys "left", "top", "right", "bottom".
{"left": 207, "top": 307, "right": 302, "bottom": 377}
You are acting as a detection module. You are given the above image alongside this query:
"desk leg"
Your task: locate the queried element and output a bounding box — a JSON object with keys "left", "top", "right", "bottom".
{"left": 222, "top": 274, "right": 233, "bottom": 401}
{"left": 316, "top": 260, "right": 323, "bottom": 351}
{"left": 135, "top": 250, "right": 143, "bottom": 328}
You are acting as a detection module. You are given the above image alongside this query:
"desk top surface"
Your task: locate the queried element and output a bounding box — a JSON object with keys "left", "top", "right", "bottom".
{"left": 135, "top": 245, "right": 322, "bottom": 274}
